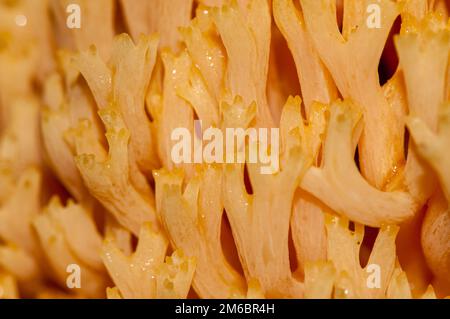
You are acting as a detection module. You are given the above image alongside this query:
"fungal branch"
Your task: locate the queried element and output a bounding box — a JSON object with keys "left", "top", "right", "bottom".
{"left": 75, "top": 34, "right": 160, "bottom": 180}
{"left": 74, "top": 106, "right": 157, "bottom": 236}
{"left": 212, "top": 0, "right": 274, "bottom": 128}
{"left": 222, "top": 96, "right": 316, "bottom": 298}
{"left": 324, "top": 215, "right": 399, "bottom": 298}
{"left": 157, "top": 50, "right": 195, "bottom": 174}
{"left": 273, "top": 0, "right": 338, "bottom": 114}
{"left": 154, "top": 166, "right": 247, "bottom": 298}
{"left": 301, "top": 100, "right": 416, "bottom": 227}
{"left": 102, "top": 223, "right": 195, "bottom": 299}
{"left": 397, "top": 13, "right": 450, "bottom": 203}
{"left": 273, "top": 0, "right": 339, "bottom": 273}
{"left": 180, "top": 7, "right": 226, "bottom": 106}
{"left": 301, "top": 215, "right": 418, "bottom": 299}
{"left": 33, "top": 197, "right": 108, "bottom": 298}
{"left": 290, "top": 101, "right": 329, "bottom": 272}
{"left": 110, "top": 35, "right": 160, "bottom": 176}
{"left": 72, "top": 35, "right": 162, "bottom": 235}
{"left": 300, "top": 0, "right": 404, "bottom": 189}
